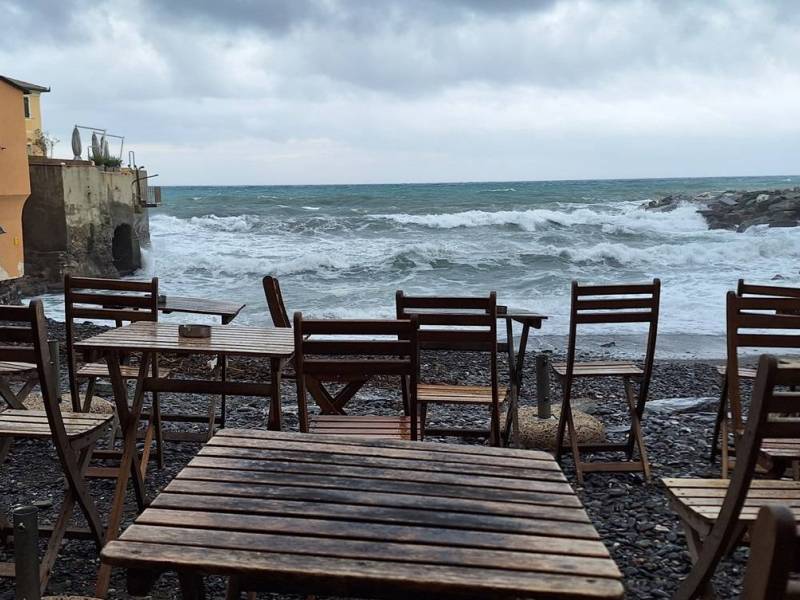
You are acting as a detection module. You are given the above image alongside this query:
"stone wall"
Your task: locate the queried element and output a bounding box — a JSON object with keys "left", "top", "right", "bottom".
{"left": 21, "top": 157, "right": 151, "bottom": 288}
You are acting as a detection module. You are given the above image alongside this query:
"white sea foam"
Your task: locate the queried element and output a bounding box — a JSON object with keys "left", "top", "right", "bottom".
{"left": 140, "top": 185, "right": 800, "bottom": 352}
{"left": 378, "top": 202, "right": 707, "bottom": 234}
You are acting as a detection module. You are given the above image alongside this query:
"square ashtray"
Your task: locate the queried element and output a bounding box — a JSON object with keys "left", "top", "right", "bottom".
{"left": 178, "top": 324, "right": 211, "bottom": 338}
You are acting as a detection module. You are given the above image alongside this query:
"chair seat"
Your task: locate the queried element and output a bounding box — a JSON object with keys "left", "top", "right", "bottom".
{"left": 308, "top": 415, "right": 420, "bottom": 439}
{"left": 0, "top": 409, "right": 113, "bottom": 439}
{"left": 418, "top": 384, "right": 497, "bottom": 404}
{"left": 552, "top": 361, "right": 643, "bottom": 378}
{"left": 761, "top": 438, "right": 800, "bottom": 461}
{"left": 77, "top": 362, "right": 170, "bottom": 378}
{"left": 0, "top": 361, "right": 36, "bottom": 374}
{"left": 663, "top": 478, "right": 800, "bottom": 525}
{"left": 715, "top": 364, "right": 758, "bottom": 378}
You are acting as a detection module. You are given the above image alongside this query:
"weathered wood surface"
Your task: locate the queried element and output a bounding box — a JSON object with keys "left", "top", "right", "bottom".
{"left": 77, "top": 362, "right": 171, "bottom": 378}
{"left": 0, "top": 361, "right": 36, "bottom": 373}
{"left": 552, "top": 361, "right": 643, "bottom": 377}
{"left": 553, "top": 280, "right": 660, "bottom": 484}
{"left": 666, "top": 357, "right": 800, "bottom": 599}
{"left": 159, "top": 296, "right": 245, "bottom": 323}
{"left": 101, "top": 429, "right": 624, "bottom": 600}
{"left": 75, "top": 322, "right": 294, "bottom": 357}
{"left": 0, "top": 409, "right": 110, "bottom": 439}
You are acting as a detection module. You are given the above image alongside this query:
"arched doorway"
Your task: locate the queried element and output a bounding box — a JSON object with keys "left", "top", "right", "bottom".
{"left": 112, "top": 223, "right": 140, "bottom": 274}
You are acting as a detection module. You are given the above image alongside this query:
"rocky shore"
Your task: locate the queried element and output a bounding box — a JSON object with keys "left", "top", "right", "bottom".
{"left": 643, "top": 186, "right": 800, "bottom": 231}
{"left": 0, "top": 320, "right": 756, "bottom": 600}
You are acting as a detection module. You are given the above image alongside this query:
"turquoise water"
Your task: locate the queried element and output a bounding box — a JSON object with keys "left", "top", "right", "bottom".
{"left": 138, "top": 176, "right": 799, "bottom": 355}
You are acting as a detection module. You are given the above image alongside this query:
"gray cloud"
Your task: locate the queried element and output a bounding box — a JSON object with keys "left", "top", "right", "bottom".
{"left": 1, "top": 0, "right": 798, "bottom": 184}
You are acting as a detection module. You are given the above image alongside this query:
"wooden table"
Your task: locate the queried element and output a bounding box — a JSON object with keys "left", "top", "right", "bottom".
{"left": 157, "top": 296, "right": 247, "bottom": 433}
{"left": 497, "top": 305, "right": 547, "bottom": 447}
{"left": 158, "top": 296, "right": 245, "bottom": 325}
{"left": 101, "top": 429, "right": 623, "bottom": 600}
{"left": 75, "top": 323, "right": 294, "bottom": 597}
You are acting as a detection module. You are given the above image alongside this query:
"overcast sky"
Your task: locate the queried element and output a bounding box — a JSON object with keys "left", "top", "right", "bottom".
{"left": 2, "top": 0, "right": 798, "bottom": 185}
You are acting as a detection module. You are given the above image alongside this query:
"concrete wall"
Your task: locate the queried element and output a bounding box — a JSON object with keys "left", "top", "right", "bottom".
{"left": 23, "top": 158, "right": 151, "bottom": 284}
{"left": 0, "top": 79, "right": 31, "bottom": 281}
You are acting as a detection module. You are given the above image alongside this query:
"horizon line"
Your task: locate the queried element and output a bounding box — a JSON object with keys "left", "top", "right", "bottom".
{"left": 158, "top": 173, "right": 798, "bottom": 188}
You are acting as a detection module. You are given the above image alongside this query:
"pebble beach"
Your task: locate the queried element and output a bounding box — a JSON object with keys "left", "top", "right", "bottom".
{"left": 0, "top": 319, "right": 757, "bottom": 600}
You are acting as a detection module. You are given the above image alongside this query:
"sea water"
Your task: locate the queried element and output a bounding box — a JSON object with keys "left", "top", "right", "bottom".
{"left": 47, "top": 175, "right": 800, "bottom": 358}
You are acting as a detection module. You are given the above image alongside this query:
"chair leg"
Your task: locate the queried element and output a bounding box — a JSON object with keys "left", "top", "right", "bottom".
{"left": 0, "top": 379, "right": 26, "bottom": 409}
{"left": 720, "top": 417, "right": 730, "bottom": 479}
{"left": 624, "top": 377, "right": 651, "bottom": 481}
{"left": 82, "top": 377, "right": 97, "bottom": 412}
{"left": 0, "top": 438, "right": 12, "bottom": 464}
{"left": 489, "top": 400, "right": 501, "bottom": 447}
{"left": 152, "top": 359, "right": 165, "bottom": 469}
{"left": 564, "top": 400, "right": 584, "bottom": 485}
{"left": 710, "top": 377, "right": 728, "bottom": 463}
{"left": 206, "top": 395, "right": 219, "bottom": 441}
{"left": 677, "top": 519, "right": 717, "bottom": 600}
{"left": 419, "top": 401, "right": 428, "bottom": 441}
{"left": 40, "top": 440, "right": 101, "bottom": 591}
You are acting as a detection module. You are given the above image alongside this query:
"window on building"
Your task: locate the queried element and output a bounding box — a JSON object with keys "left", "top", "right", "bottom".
{"left": 23, "top": 95, "right": 31, "bottom": 118}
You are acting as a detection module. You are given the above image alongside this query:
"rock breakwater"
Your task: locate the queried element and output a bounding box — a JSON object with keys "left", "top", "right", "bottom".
{"left": 643, "top": 187, "right": 800, "bottom": 231}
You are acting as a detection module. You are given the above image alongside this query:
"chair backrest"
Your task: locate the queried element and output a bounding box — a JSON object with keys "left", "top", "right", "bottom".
{"left": 64, "top": 274, "right": 158, "bottom": 409}
{"left": 738, "top": 279, "right": 800, "bottom": 316}
{"left": 740, "top": 505, "right": 799, "bottom": 600}
{"left": 293, "top": 312, "right": 419, "bottom": 437}
{"left": 738, "top": 279, "right": 800, "bottom": 300}
{"left": 565, "top": 280, "right": 660, "bottom": 401}
{"left": 725, "top": 291, "right": 800, "bottom": 433}
{"left": 0, "top": 300, "right": 70, "bottom": 452}
{"left": 394, "top": 292, "right": 497, "bottom": 350}
{"left": 675, "top": 355, "right": 800, "bottom": 599}
{"left": 263, "top": 275, "right": 290, "bottom": 328}
{"left": 395, "top": 291, "right": 498, "bottom": 398}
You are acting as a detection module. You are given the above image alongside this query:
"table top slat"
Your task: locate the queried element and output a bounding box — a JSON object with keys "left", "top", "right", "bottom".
{"left": 149, "top": 493, "right": 598, "bottom": 539}
{"left": 160, "top": 296, "right": 245, "bottom": 319}
{"left": 215, "top": 428, "right": 555, "bottom": 461}
{"left": 179, "top": 466, "right": 578, "bottom": 506}
{"left": 102, "top": 541, "right": 623, "bottom": 599}
{"left": 164, "top": 478, "right": 587, "bottom": 518}
{"left": 187, "top": 455, "right": 575, "bottom": 495}
{"left": 121, "top": 523, "right": 615, "bottom": 574}
{"left": 75, "top": 322, "right": 294, "bottom": 357}
{"left": 198, "top": 444, "right": 567, "bottom": 481}
{"left": 102, "top": 430, "right": 622, "bottom": 600}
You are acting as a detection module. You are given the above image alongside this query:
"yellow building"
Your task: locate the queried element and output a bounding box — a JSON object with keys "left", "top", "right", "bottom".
{"left": 0, "top": 75, "right": 47, "bottom": 281}
{"left": 0, "top": 76, "right": 50, "bottom": 156}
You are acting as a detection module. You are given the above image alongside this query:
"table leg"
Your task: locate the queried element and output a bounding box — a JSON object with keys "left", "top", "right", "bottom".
{"left": 503, "top": 319, "right": 518, "bottom": 447}
{"left": 178, "top": 571, "right": 206, "bottom": 600}
{"left": 220, "top": 312, "right": 232, "bottom": 431}
{"left": 268, "top": 357, "right": 283, "bottom": 431}
{"left": 504, "top": 321, "right": 531, "bottom": 448}
{"left": 219, "top": 353, "right": 227, "bottom": 430}
{"left": 95, "top": 351, "right": 152, "bottom": 598}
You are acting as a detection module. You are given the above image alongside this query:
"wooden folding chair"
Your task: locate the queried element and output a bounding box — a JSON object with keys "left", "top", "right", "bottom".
{"left": 553, "top": 280, "right": 660, "bottom": 483}
{"left": 293, "top": 312, "right": 420, "bottom": 439}
{"left": 0, "top": 300, "right": 114, "bottom": 593}
{"left": 0, "top": 361, "right": 38, "bottom": 410}
{"left": 263, "top": 275, "right": 291, "bottom": 329}
{"left": 710, "top": 281, "right": 800, "bottom": 467}
{"left": 714, "top": 292, "right": 800, "bottom": 478}
{"left": 664, "top": 355, "right": 800, "bottom": 599}
{"left": 740, "top": 505, "right": 799, "bottom": 600}
{"left": 395, "top": 291, "right": 503, "bottom": 446}
{"left": 64, "top": 274, "right": 167, "bottom": 469}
